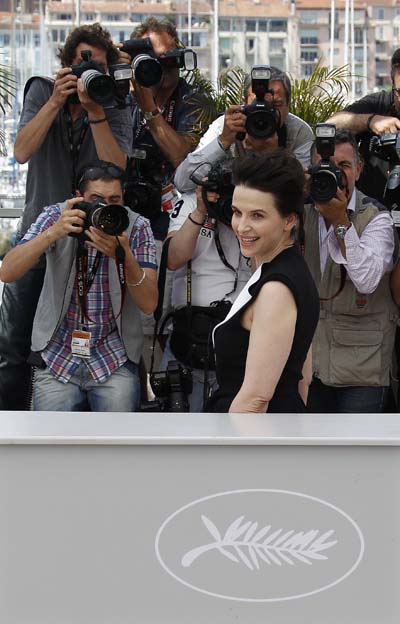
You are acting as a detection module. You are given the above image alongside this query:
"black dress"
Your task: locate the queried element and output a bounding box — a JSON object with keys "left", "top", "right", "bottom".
{"left": 208, "top": 246, "right": 320, "bottom": 413}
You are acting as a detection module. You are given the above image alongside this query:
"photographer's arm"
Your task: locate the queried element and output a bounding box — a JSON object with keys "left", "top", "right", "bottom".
{"left": 14, "top": 69, "right": 78, "bottom": 164}
{"left": 0, "top": 198, "right": 85, "bottom": 282}
{"left": 174, "top": 106, "right": 245, "bottom": 193}
{"left": 229, "top": 282, "right": 297, "bottom": 414}
{"left": 134, "top": 82, "right": 193, "bottom": 168}
{"left": 77, "top": 81, "right": 127, "bottom": 169}
{"left": 86, "top": 228, "right": 158, "bottom": 315}
{"left": 326, "top": 111, "right": 400, "bottom": 135}
{"left": 167, "top": 188, "right": 208, "bottom": 270}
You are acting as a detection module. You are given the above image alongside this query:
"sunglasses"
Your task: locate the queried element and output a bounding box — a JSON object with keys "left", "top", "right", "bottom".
{"left": 77, "top": 164, "right": 125, "bottom": 190}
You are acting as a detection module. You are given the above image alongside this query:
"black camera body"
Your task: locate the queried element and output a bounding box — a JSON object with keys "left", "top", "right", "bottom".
{"left": 69, "top": 49, "right": 133, "bottom": 108}
{"left": 308, "top": 123, "right": 343, "bottom": 203}
{"left": 140, "top": 360, "right": 193, "bottom": 412}
{"left": 370, "top": 132, "right": 400, "bottom": 206}
{"left": 190, "top": 162, "right": 234, "bottom": 226}
{"left": 124, "top": 143, "right": 163, "bottom": 223}
{"left": 120, "top": 37, "right": 197, "bottom": 88}
{"left": 69, "top": 200, "right": 130, "bottom": 241}
{"left": 241, "top": 66, "right": 279, "bottom": 140}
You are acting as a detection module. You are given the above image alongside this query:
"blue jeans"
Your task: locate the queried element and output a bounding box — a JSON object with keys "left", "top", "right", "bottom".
{"left": 307, "top": 377, "right": 389, "bottom": 413}
{"left": 160, "top": 338, "right": 219, "bottom": 412}
{"left": 33, "top": 360, "right": 140, "bottom": 412}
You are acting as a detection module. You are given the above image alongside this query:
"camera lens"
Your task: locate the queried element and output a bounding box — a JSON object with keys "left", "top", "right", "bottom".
{"left": 310, "top": 170, "right": 338, "bottom": 203}
{"left": 133, "top": 54, "right": 163, "bottom": 87}
{"left": 245, "top": 108, "right": 277, "bottom": 139}
{"left": 81, "top": 69, "right": 116, "bottom": 105}
{"left": 90, "top": 203, "right": 129, "bottom": 236}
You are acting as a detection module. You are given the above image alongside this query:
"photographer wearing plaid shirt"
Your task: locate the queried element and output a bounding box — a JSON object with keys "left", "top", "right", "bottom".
{"left": 0, "top": 162, "right": 157, "bottom": 411}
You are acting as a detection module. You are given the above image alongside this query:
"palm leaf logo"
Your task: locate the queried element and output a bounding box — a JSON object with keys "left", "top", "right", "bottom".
{"left": 181, "top": 515, "right": 337, "bottom": 571}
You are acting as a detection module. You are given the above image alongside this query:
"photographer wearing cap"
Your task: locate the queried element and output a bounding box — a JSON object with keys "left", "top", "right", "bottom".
{"left": 0, "top": 162, "right": 157, "bottom": 412}
{"left": 174, "top": 66, "right": 314, "bottom": 194}
{"left": 0, "top": 23, "right": 133, "bottom": 410}
{"left": 327, "top": 49, "right": 400, "bottom": 205}
{"left": 304, "top": 127, "right": 398, "bottom": 413}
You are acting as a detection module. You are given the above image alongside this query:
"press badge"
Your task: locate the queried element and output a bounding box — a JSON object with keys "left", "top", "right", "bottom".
{"left": 71, "top": 330, "right": 91, "bottom": 358}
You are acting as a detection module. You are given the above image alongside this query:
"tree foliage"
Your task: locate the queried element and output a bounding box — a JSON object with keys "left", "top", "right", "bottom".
{"left": 0, "top": 62, "right": 16, "bottom": 156}
{"left": 184, "top": 66, "right": 246, "bottom": 144}
{"left": 289, "top": 61, "right": 352, "bottom": 131}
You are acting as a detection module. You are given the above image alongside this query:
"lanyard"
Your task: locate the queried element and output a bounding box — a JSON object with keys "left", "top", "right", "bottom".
{"left": 64, "top": 108, "right": 89, "bottom": 193}
{"left": 75, "top": 240, "right": 126, "bottom": 326}
{"left": 213, "top": 223, "right": 240, "bottom": 296}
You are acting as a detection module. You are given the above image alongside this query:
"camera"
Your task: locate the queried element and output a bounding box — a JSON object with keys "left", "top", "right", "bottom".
{"left": 69, "top": 49, "right": 133, "bottom": 108}
{"left": 308, "top": 123, "right": 344, "bottom": 203}
{"left": 370, "top": 132, "right": 400, "bottom": 207}
{"left": 240, "top": 66, "right": 279, "bottom": 139}
{"left": 69, "top": 199, "right": 130, "bottom": 241}
{"left": 70, "top": 50, "right": 116, "bottom": 106}
{"left": 120, "top": 37, "right": 197, "bottom": 88}
{"left": 140, "top": 360, "right": 193, "bottom": 412}
{"left": 124, "top": 144, "right": 163, "bottom": 223}
{"left": 190, "top": 162, "right": 234, "bottom": 226}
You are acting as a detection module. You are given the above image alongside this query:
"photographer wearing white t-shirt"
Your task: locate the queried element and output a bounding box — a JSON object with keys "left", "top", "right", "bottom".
{"left": 160, "top": 189, "right": 251, "bottom": 412}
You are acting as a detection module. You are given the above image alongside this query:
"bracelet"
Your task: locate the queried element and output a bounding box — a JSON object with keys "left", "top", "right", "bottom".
{"left": 88, "top": 117, "right": 107, "bottom": 125}
{"left": 366, "top": 113, "right": 376, "bottom": 133}
{"left": 188, "top": 213, "right": 205, "bottom": 226}
{"left": 127, "top": 268, "right": 146, "bottom": 287}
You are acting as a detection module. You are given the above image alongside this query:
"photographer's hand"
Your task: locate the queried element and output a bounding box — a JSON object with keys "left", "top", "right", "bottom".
{"left": 368, "top": 115, "right": 400, "bottom": 136}
{"left": 48, "top": 197, "right": 87, "bottom": 241}
{"left": 219, "top": 105, "right": 247, "bottom": 149}
{"left": 49, "top": 68, "right": 78, "bottom": 109}
{"left": 76, "top": 79, "right": 105, "bottom": 119}
{"left": 316, "top": 188, "right": 350, "bottom": 229}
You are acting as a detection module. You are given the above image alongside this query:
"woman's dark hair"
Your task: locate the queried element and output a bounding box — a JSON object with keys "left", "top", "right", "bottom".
{"left": 232, "top": 149, "right": 305, "bottom": 217}
{"left": 58, "top": 23, "right": 119, "bottom": 67}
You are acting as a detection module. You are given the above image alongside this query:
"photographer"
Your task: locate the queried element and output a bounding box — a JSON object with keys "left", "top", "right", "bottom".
{"left": 0, "top": 23, "right": 133, "bottom": 409}
{"left": 304, "top": 128, "right": 398, "bottom": 413}
{"left": 121, "top": 17, "right": 199, "bottom": 241}
{"left": 326, "top": 49, "right": 400, "bottom": 205}
{"left": 174, "top": 66, "right": 314, "bottom": 194}
{"left": 161, "top": 185, "right": 252, "bottom": 412}
{"left": 0, "top": 162, "right": 157, "bottom": 411}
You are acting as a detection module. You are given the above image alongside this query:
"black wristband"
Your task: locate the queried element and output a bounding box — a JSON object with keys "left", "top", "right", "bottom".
{"left": 366, "top": 113, "right": 376, "bottom": 133}
{"left": 88, "top": 117, "right": 107, "bottom": 125}
{"left": 188, "top": 213, "right": 205, "bottom": 226}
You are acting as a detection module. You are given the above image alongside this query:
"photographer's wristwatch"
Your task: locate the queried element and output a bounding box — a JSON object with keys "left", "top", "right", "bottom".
{"left": 334, "top": 223, "right": 351, "bottom": 239}
{"left": 143, "top": 109, "right": 160, "bottom": 122}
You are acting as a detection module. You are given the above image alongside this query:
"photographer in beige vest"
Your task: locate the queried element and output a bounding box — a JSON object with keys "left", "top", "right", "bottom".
{"left": 304, "top": 128, "right": 398, "bottom": 413}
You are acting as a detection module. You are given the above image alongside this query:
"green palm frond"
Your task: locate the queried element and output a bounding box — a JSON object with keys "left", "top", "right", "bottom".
{"left": 184, "top": 66, "right": 245, "bottom": 144}
{"left": 289, "top": 60, "right": 352, "bottom": 131}
{"left": 0, "top": 62, "right": 16, "bottom": 156}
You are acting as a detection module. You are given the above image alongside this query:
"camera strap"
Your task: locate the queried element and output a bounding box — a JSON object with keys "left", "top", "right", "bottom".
{"left": 150, "top": 236, "right": 172, "bottom": 375}
{"left": 75, "top": 239, "right": 126, "bottom": 325}
{"left": 214, "top": 224, "right": 240, "bottom": 296}
{"left": 65, "top": 108, "right": 89, "bottom": 193}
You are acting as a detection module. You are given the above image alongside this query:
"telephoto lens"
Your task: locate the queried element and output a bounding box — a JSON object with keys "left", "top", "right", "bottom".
{"left": 309, "top": 169, "right": 341, "bottom": 204}
{"left": 132, "top": 54, "right": 163, "bottom": 87}
{"left": 89, "top": 201, "right": 130, "bottom": 236}
{"left": 81, "top": 69, "right": 117, "bottom": 105}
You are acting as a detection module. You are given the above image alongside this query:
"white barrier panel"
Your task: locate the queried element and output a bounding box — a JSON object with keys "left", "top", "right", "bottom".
{"left": 1, "top": 411, "right": 400, "bottom": 623}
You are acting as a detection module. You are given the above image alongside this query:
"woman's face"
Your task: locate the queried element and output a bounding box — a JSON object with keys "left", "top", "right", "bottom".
{"left": 231, "top": 185, "right": 296, "bottom": 263}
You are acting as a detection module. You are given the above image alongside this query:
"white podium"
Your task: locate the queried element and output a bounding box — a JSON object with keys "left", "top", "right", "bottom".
{"left": 1, "top": 411, "right": 400, "bottom": 623}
